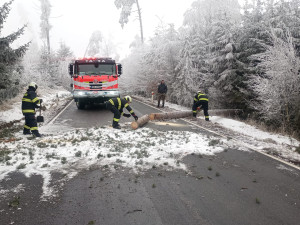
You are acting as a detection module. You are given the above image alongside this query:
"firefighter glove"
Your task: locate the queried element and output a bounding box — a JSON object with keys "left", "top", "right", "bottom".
{"left": 132, "top": 114, "right": 138, "bottom": 121}
{"left": 123, "top": 113, "right": 131, "bottom": 118}
{"left": 39, "top": 99, "right": 43, "bottom": 104}
{"left": 197, "top": 107, "right": 201, "bottom": 111}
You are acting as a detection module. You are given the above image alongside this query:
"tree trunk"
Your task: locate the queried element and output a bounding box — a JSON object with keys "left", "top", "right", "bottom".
{"left": 131, "top": 114, "right": 150, "bottom": 129}
{"left": 149, "top": 111, "right": 193, "bottom": 120}
{"left": 135, "top": 0, "right": 144, "bottom": 44}
{"left": 46, "top": 19, "right": 50, "bottom": 54}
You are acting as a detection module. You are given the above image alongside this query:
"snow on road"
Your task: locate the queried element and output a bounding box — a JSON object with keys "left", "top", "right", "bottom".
{"left": 0, "top": 91, "right": 299, "bottom": 200}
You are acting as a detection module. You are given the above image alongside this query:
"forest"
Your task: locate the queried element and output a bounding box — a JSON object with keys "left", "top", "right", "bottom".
{"left": 0, "top": 0, "right": 299, "bottom": 138}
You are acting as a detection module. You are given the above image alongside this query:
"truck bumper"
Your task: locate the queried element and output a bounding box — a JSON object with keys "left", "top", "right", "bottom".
{"left": 73, "top": 90, "right": 120, "bottom": 103}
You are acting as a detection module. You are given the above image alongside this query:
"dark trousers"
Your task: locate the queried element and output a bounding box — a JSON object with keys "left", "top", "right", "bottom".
{"left": 24, "top": 114, "right": 40, "bottom": 135}
{"left": 106, "top": 102, "right": 121, "bottom": 127}
{"left": 192, "top": 101, "right": 209, "bottom": 121}
{"left": 157, "top": 93, "right": 166, "bottom": 107}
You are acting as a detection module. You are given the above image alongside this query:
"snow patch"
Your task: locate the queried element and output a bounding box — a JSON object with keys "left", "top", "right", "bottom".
{"left": 0, "top": 127, "right": 230, "bottom": 199}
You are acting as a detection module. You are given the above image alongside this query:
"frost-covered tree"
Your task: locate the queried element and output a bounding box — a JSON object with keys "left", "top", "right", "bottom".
{"left": 39, "top": 0, "right": 52, "bottom": 54}
{"left": 56, "top": 41, "right": 74, "bottom": 89}
{"left": 0, "top": 0, "right": 29, "bottom": 102}
{"left": 120, "top": 23, "right": 181, "bottom": 97}
{"left": 249, "top": 29, "right": 300, "bottom": 134}
{"left": 57, "top": 41, "right": 73, "bottom": 60}
{"left": 114, "top": 0, "right": 144, "bottom": 43}
{"left": 85, "top": 30, "right": 102, "bottom": 57}
{"left": 181, "top": 0, "right": 242, "bottom": 108}
{"left": 170, "top": 38, "right": 198, "bottom": 106}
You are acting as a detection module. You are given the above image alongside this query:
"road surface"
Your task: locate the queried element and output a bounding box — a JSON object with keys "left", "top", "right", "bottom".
{"left": 1, "top": 100, "right": 299, "bottom": 225}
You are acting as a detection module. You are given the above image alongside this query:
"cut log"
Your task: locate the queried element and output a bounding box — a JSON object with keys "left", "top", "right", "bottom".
{"left": 149, "top": 110, "right": 193, "bottom": 120}
{"left": 131, "top": 114, "right": 150, "bottom": 130}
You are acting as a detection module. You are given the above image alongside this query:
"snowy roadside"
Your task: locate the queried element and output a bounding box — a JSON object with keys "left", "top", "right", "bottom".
{"left": 0, "top": 86, "right": 72, "bottom": 125}
{"left": 0, "top": 93, "right": 299, "bottom": 201}
{"left": 134, "top": 96, "right": 300, "bottom": 165}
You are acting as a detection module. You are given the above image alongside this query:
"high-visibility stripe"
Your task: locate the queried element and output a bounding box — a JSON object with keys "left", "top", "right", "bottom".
{"left": 117, "top": 98, "right": 121, "bottom": 110}
{"left": 22, "top": 109, "right": 35, "bottom": 113}
{"left": 109, "top": 99, "right": 114, "bottom": 105}
{"left": 193, "top": 110, "right": 197, "bottom": 113}
{"left": 124, "top": 103, "right": 129, "bottom": 108}
{"left": 194, "top": 98, "right": 197, "bottom": 101}
{"left": 113, "top": 118, "right": 120, "bottom": 122}
{"left": 130, "top": 110, "right": 134, "bottom": 113}
{"left": 22, "top": 98, "right": 32, "bottom": 102}
{"left": 24, "top": 93, "right": 28, "bottom": 96}
{"left": 121, "top": 112, "right": 124, "bottom": 115}
{"left": 24, "top": 125, "right": 30, "bottom": 129}
{"left": 30, "top": 127, "right": 38, "bottom": 130}
{"left": 32, "top": 97, "right": 39, "bottom": 103}
{"left": 199, "top": 98, "right": 208, "bottom": 101}
{"left": 205, "top": 116, "right": 209, "bottom": 118}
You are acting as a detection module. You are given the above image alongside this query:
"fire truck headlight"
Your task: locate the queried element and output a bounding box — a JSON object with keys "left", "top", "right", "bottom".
{"left": 78, "top": 91, "right": 84, "bottom": 96}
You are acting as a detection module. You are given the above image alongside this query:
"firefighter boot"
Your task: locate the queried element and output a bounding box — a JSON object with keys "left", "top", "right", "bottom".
{"left": 113, "top": 121, "right": 121, "bottom": 129}
{"left": 32, "top": 130, "right": 42, "bottom": 138}
{"left": 205, "top": 117, "right": 210, "bottom": 121}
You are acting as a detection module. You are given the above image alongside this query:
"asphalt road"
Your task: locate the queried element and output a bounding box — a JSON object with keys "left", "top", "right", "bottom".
{"left": 1, "top": 100, "right": 299, "bottom": 225}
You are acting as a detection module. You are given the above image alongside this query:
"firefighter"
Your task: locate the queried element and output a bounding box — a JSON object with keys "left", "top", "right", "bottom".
{"left": 192, "top": 90, "right": 209, "bottom": 121}
{"left": 106, "top": 96, "right": 138, "bottom": 129}
{"left": 22, "top": 82, "right": 44, "bottom": 137}
{"left": 157, "top": 80, "right": 167, "bottom": 108}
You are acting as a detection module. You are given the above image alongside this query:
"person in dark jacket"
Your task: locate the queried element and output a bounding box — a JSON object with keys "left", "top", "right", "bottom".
{"left": 106, "top": 96, "right": 138, "bottom": 129}
{"left": 157, "top": 80, "right": 167, "bottom": 107}
{"left": 22, "top": 82, "right": 43, "bottom": 137}
{"left": 192, "top": 90, "right": 209, "bottom": 121}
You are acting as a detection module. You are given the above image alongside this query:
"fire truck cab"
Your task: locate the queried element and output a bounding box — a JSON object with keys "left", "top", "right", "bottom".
{"left": 69, "top": 57, "right": 122, "bottom": 109}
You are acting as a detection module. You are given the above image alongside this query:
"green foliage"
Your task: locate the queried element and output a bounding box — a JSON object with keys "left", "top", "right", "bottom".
{"left": 0, "top": 0, "right": 29, "bottom": 101}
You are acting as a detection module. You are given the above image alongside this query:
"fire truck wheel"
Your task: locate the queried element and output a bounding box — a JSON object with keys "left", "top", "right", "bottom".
{"left": 76, "top": 101, "right": 85, "bottom": 110}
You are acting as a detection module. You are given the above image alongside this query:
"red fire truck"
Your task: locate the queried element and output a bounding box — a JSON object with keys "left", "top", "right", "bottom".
{"left": 68, "top": 57, "right": 122, "bottom": 109}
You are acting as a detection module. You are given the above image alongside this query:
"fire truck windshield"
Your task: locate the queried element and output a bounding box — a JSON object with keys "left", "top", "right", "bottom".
{"left": 77, "top": 64, "right": 115, "bottom": 75}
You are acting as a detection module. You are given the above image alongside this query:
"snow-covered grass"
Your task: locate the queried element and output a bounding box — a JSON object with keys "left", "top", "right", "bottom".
{"left": 0, "top": 127, "right": 229, "bottom": 199}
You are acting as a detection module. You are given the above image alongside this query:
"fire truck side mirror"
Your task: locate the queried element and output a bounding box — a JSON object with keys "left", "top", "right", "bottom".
{"left": 69, "top": 64, "right": 74, "bottom": 77}
{"left": 117, "top": 64, "right": 122, "bottom": 76}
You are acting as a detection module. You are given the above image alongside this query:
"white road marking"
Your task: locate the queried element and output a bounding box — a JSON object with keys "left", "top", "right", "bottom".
{"left": 133, "top": 98, "right": 300, "bottom": 171}
{"left": 47, "top": 100, "right": 73, "bottom": 125}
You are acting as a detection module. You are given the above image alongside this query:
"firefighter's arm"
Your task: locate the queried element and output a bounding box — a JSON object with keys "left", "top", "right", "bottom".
{"left": 125, "top": 104, "right": 138, "bottom": 120}
{"left": 30, "top": 92, "right": 42, "bottom": 108}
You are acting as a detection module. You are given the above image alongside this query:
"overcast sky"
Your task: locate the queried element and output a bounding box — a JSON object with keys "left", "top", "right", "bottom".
{"left": 3, "top": 0, "right": 245, "bottom": 59}
{"left": 3, "top": 0, "right": 199, "bottom": 59}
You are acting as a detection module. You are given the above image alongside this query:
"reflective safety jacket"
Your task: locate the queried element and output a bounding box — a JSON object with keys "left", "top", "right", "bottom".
{"left": 108, "top": 97, "right": 135, "bottom": 116}
{"left": 194, "top": 92, "right": 209, "bottom": 103}
{"left": 22, "top": 87, "right": 41, "bottom": 115}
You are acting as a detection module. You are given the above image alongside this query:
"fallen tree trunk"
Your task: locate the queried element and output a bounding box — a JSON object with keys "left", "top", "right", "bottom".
{"left": 131, "top": 114, "right": 150, "bottom": 130}
{"left": 149, "top": 110, "right": 193, "bottom": 120}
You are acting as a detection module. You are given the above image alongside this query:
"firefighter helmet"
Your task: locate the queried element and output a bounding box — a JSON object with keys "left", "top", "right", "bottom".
{"left": 29, "top": 82, "right": 38, "bottom": 90}
{"left": 197, "top": 90, "right": 202, "bottom": 93}
{"left": 124, "top": 96, "right": 132, "bottom": 102}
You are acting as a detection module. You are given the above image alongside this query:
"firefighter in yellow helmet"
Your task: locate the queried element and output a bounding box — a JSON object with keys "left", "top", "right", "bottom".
{"left": 106, "top": 96, "right": 138, "bottom": 129}
{"left": 192, "top": 90, "right": 209, "bottom": 121}
{"left": 21, "top": 82, "right": 43, "bottom": 137}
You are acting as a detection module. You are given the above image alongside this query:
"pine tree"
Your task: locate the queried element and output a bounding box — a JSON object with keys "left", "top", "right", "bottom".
{"left": 0, "top": 0, "right": 30, "bottom": 101}
{"left": 249, "top": 29, "right": 300, "bottom": 134}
